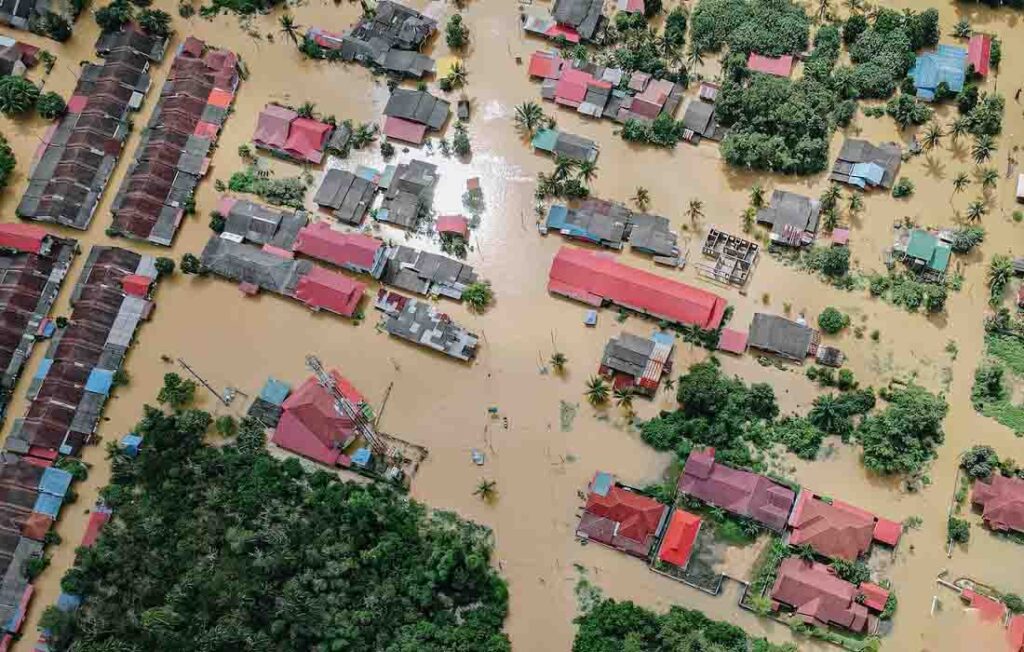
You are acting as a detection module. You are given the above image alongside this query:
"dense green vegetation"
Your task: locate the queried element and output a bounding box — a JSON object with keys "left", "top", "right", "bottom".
{"left": 867, "top": 272, "right": 949, "bottom": 314}
{"left": 856, "top": 382, "right": 947, "bottom": 478}
{"left": 41, "top": 383, "right": 510, "bottom": 651}
{"left": 0, "top": 76, "right": 40, "bottom": 116}
{"left": 573, "top": 598, "right": 795, "bottom": 652}
{"left": 690, "top": 0, "right": 809, "bottom": 56}
{"left": 971, "top": 328, "right": 1024, "bottom": 434}
{"left": 817, "top": 307, "right": 848, "bottom": 334}
{"left": 227, "top": 168, "right": 308, "bottom": 208}
{"left": 0, "top": 135, "right": 15, "bottom": 192}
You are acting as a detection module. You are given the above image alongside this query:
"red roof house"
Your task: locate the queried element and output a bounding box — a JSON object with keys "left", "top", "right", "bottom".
{"left": 270, "top": 370, "right": 364, "bottom": 466}
{"left": 0, "top": 223, "right": 48, "bottom": 254}
{"left": 747, "top": 53, "right": 795, "bottom": 77}
{"left": 858, "top": 582, "right": 890, "bottom": 612}
{"left": 576, "top": 472, "right": 667, "bottom": 558}
{"left": 293, "top": 222, "right": 384, "bottom": 275}
{"left": 294, "top": 266, "right": 365, "bottom": 318}
{"left": 717, "top": 328, "right": 748, "bottom": 355}
{"left": 528, "top": 51, "right": 565, "bottom": 80}
{"left": 1008, "top": 614, "right": 1024, "bottom": 652}
{"left": 121, "top": 274, "right": 152, "bottom": 297}
{"left": 437, "top": 214, "right": 470, "bottom": 239}
{"left": 548, "top": 247, "right": 728, "bottom": 330}
{"left": 656, "top": 509, "right": 701, "bottom": 569}
{"left": 253, "top": 104, "right": 296, "bottom": 149}
{"left": 80, "top": 510, "right": 111, "bottom": 547}
{"left": 962, "top": 589, "right": 1007, "bottom": 623}
{"left": 787, "top": 491, "right": 876, "bottom": 560}
{"left": 771, "top": 558, "right": 874, "bottom": 633}
{"left": 383, "top": 115, "right": 428, "bottom": 145}
{"left": 678, "top": 448, "right": 796, "bottom": 531}
{"left": 284, "top": 118, "right": 332, "bottom": 164}
{"left": 972, "top": 474, "right": 1024, "bottom": 534}
{"left": 968, "top": 34, "right": 992, "bottom": 77}
{"left": 554, "top": 68, "right": 593, "bottom": 107}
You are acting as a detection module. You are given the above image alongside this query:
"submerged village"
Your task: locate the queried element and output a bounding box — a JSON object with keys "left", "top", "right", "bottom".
{"left": 0, "top": 0, "right": 1021, "bottom": 649}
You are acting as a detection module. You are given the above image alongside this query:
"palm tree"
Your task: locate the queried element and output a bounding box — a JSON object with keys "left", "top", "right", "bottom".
{"left": 514, "top": 101, "right": 545, "bottom": 135}
{"left": 948, "top": 116, "right": 970, "bottom": 144}
{"left": 979, "top": 166, "right": 999, "bottom": 192}
{"left": 988, "top": 254, "right": 1013, "bottom": 304}
{"left": 816, "top": 0, "right": 831, "bottom": 22}
{"left": 553, "top": 154, "right": 576, "bottom": 181}
{"left": 921, "top": 122, "right": 944, "bottom": 150}
{"left": 952, "top": 172, "right": 971, "bottom": 196}
{"left": 685, "top": 47, "right": 703, "bottom": 71}
{"left": 795, "top": 544, "right": 817, "bottom": 562}
{"left": 0, "top": 76, "right": 40, "bottom": 116}
{"left": 847, "top": 192, "right": 863, "bottom": 216}
{"left": 820, "top": 183, "right": 841, "bottom": 211}
{"left": 843, "top": 0, "right": 863, "bottom": 13}
{"left": 585, "top": 376, "right": 610, "bottom": 406}
{"left": 663, "top": 377, "right": 675, "bottom": 392}
{"left": 549, "top": 352, "right": 567, "bottom": 373}
{"left": 808, "top": 394, "right": 845, "bottom": 434}
{"left": 447, "top": 62, "right": 467, "bottom": 87}
{"left": 952, "top": 18, "right": 971, "bottom": 39}
{"left": 613, "top": 388, "right": 634, "bottom": 413}
{"left": 965, "top": 199, "right": 987, "bottom": 222}
{"left": 576, "top": 160, "right": 598, "bottom": 185}
{"left": 279, "top": 14, "right": 301, "bottom": 45}
{"left": 749, "top": 184, "right": 765, "bottom": 209}
{"left": 686, "top": 198, "right": 704, "bottom": 226}
{"left": 632, "top": 186, "right": 650, "bottom": 211}
{"left": 296, "top": 101, "right": 316, "bottom": 119}
{"left": 971, "top": 135, "right": 996, "bottom": 164}
{"left": 474, "top": 479, "right": 497, "bottom": 502}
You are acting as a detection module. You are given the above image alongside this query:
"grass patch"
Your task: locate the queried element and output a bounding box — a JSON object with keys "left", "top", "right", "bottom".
{"left": 987, "top": 334, "right": 1024, "bottom": 376}
{"left": 980, "top": 402, "right": 1024, "bottom": 435}
{"left": 973, "top": 334, "right": 1024, "bottom": 434}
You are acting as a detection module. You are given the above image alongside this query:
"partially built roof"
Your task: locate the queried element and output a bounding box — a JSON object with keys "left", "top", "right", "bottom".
{"left": 552, "top": 0, "right": 605, "bottom": 40}
{"left": 548, "top": 247, "right": 728, "bottom": 330}
{"left": 383, "top": 89, "right": 450, "bottom": 131}
{"left": 313, "top": 169, "right": 378, "bottom": 225}
{"left": 747, "top": 313, "right": 815, "bottom": 361}
{"left": 756, "top": 190, "right": 821, "bottom": 246}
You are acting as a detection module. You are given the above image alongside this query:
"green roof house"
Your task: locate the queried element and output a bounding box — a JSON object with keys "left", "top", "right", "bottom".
{"left": 904, "top": 229, "right": 951, "bottom": 274}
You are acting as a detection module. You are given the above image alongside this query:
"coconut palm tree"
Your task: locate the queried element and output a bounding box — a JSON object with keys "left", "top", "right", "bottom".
{"left": 686, "top": 198, "right": 704, "bottom": 226}
{"left": 474, "top": 479, "right": 497, "bottom": 502}
{"left": 297, "top": 101, "right": 316, "bottom": 119}
{"left": 279, "top": 14, "right": 301, "bottom": 45}
{"left": 921, "top": 122, "right": 944, "bottom": 150}
{"left": 585, "top": 376, "right": 610, "bottom": 406}
{"left": 576, "top": 160, "right": 598, "bottom": 185}
{"left": 808, "top": 394, "right": 845, "bottom": 434}
{"left": 988, "top": 254, "right": 1013, "bottom": 303}
{"left": 948, "top": 116, "right": 969, "bottom": 143}
{"left": 685, "top": 47, "right": 703, "bottom": 71}
{"left": 847, "top": 192, "right": 864, "bottom": 216}
{"left": 514, "top": 101, "right": 545, "bottom": 135}
{"left": 971, "top": 135, "right": 997, "bottom": 164}
{"left": 550, "top": 352, "right": 567, "bottom": 373}
{"left": 613, "top": 388, "right": 634, "bottom": 413}
{"left": 663, "top": 377, "right": 675, "bottom": 392}
{"left": 979, "top": 166, "right": 999, "bottom": 192}
{"left": 632, "top": 186, "right": 651, "bottom": 211}
{"left": 0, "top": 76, "right": 39, "bottom": 116}
{"left": 952, "top": 18, "right": 971, "bottom": 39}
{"left": 447, "top": 62, "right": 467, "bottom": 87}
{"left": 952, "top": 171, "right": 971, "bottom": 196}
{"left": 965, "top": 199, "right": 987, "bottom": 222}
{"left": 844, "top": 0, "right": 864, "bottom": 13}
{"left": 553, "top": 154, "right": 576, "bottom": 181}
{"left": 749, "top": 184, "right": 765, "bottom": 209}
{"left": 820, "top": 183, "right": 841, "bottom": 211}
{"left": 816, "top": 0, "right": 831, "bottom": 22}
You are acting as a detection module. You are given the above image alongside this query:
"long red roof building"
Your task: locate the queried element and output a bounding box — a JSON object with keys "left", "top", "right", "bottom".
{"left": 548, "top": 247, "right": 727, "bottom": 330}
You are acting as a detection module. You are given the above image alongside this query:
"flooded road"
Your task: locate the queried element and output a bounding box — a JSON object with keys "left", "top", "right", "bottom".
{"left": 2, "top": 0, "right": 1024, "bottom": 649}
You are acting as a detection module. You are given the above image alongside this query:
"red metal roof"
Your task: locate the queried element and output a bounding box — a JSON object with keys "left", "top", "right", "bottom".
{"left": 270, "top": 371, "right": 363, "bottom": 466}
{"left": 858, "top": 582, "right": 889, "bottom": 612}
{"left": 437, "top": 214, "right": 469, "bottom": 239}
{"left": 963, "top": 589, "right": 1007, "bottom": 623}
{"left": 579, "top": 482, "right": 666, "bottom": 557}
{"left": 872, "top": 517, "right": 902, "bottom": 546}
{"left": 788, "top": 491, "right": 875, "bottom": 561}
{"left": 657, "top": 509, "right": 701, "bottom": 568}
{"left": 771, "top": 558, "right": 870, "bottom": 633}
{"left": 294, "top": 223, "right": 383, "bottom": 272}
{"left": 121, "top": 274, "right": 151, "bottom": 297}
{"left": 253, "top": 104, "right": 296, "bottom": 149}
{"left": 20, "top": 512, "right": 51, "bottom": 541}
{"left": 528, "top": 51, "right": 564, "bottom": 79}
{"left": 747, "top": 53, "right": 794, "bottom": 77}
{"left": 383, "top": 115, "right": 428, "bottom": 145}
{"left": 717, "top": 328, "right": 748, "bottom": 354}
{"left": 972, "top": 475, "right": 1024, "bottom": 534}
{"left": 80, "top": 510, "right": 111, "bottom": 547}
{"left": 294, "top": 266, "right": 365, "bottom": 318}
{"left": 284, "top": 117, "right": 331, "bottom": 163}
{"left": 555, "top": 68, "right": 594, "bottom": 105}
{"left": 0, "top": 223, "right": 47, "bottom": 254}
{"left": 548, "top": 247, "right": 728, "bottom": 330}
{"left": 1008, "top": 614, "right": 1024, "bottom": 652}
{"left": 545, "top": 23, "right": 580, "bottom": 43}
{"left": 968, "top": 34, "right": 992, "bottom": 77}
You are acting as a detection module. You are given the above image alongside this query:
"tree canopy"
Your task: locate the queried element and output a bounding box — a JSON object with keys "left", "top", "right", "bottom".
{"left": 690, "top": 0, "right": 809, "bottom": 56}
{"left": 42, "top": 395, "right": 510, "bottom": 652}
{"left": 857, "top": 383, "right": 947, "bottom": 476}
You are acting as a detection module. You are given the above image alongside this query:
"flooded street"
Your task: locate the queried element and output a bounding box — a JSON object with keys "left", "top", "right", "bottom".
{"left": 2, "top": 0, "right": 1024, "bottom": 649}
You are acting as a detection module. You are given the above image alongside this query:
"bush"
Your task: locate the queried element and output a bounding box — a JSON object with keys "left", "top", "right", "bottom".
{"left": 950, "top": 226, "right": 985, "bottom": 253}
{"left": 138, "top": 8, "right": 172, "bottom": 36}
{"left": 804, "top": 245, "right": 850, "bottom": 278}
{"left": 960, "top": 445, "right": 999, "bottom": 480}
{"left": 947, "top": 516, "right": 970, "bottom": 544}
{"left": 817, "top": 307, "right": 848, "bottom": 334}
{"left": 831, "top": 558, "right": 871, "bottom": 584}
{"left": 858, "top": 383, "right": 947, "bottom": 476}
{"left": 0, "top": 76, "right": 40, "bottom": 116}
{"left": 180, "top": 253, "right": 201, "bottom": 274}
{"left": 0, "top": 136, "right": 14, "bottom": 192}
{"left": 154, "top": 257, "right": 175, "bottom": 276}
{"left": 891, "top": 177, "right": 915, "bottom": 198}
{"left": 94, "top": 0, "right": 134, "bottom": 32}
{"left": 36, "top": 91, "right": 66, "bottom": 120}
{"left": 463, "top": 281, "right": 493, "bottom": 312}
{"left": 445, "top": 14, "right": 469, "bottom": 49}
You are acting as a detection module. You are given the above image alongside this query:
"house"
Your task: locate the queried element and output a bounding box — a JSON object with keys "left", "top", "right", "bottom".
{"left": 787, "top": 490, "right": 902, "bottom": 561}
{"left": 680, "top": 100, "right": 722, "bottom": 143}
{"left": 598, "top": 331, "right": 674, "bottom": 396}
{"left": 961, "top": 588, "right": 1007, "bottom": 623}
{"left": 544, "top": 201, "right": 629, "bottom": 249}
{"left": 678, "top": 448, "right": 796, "bottom": 531}
{"left": 628, "top": 213, "right": 678, "bottom": 259}
{"left": 656, "top": 508, "right": 702, "bottom": 570}
{"left": 747, "top": 313, "right": 818, "bottom": 362}
{"left": 0, "top": 36, "right": 39, "bottom": 77}
{"left": 307, "top": 1, "right": 436, "bottom": 78}
{"left": 271, "top": 369, "right": 366, "bottom": 466}
{"left": 378, "top": 159, "right": 438, "bottom": 229}
{"left": 770, "top": 558, "right": 875, "bottom": 634}
{"left": 293, "top": 266, "right": 365, "bottom": 318}
{"left": 717, "top": 328, "right": 748, "bottom": 355}
{"left": 747, "top": 53, "right": 794, "bottom": 77}
{"left": 377, "top": 246, "right": 478, "bottom": 299}
{"left": 437, "top": 214, "right": 470, "bottom": 239}
{"left": 382, "top": 89, "right": 450, "bottom": 144}
{"left": 253, "top": 104, "right": 333, "bottom": 164}
{"left": 200, "top": 236, "right": 303, "bottom": 296}
{"left": 531, "top": 128, "right": 599, "bottom": 163}
{"left": 972, "top": 474, "right": 1024, "bottom": 534}
{"left": 576, "top": 471, "right": 668, "bottom": 558}
{"left": 968, "top": 35, "right": 992, "bottom": 77}
{"left": 374, "top": 290, "right": 480, "bottom": 361}
{"left": 218, "top": 196, "right": 307, "bottom": 249}
{"left": 521, "top": 13, "right": 582, "bottom": 44}
{"left": 756, "top": 190, "right": 821, "bottom": 246}
{"left": 313, "top": 169, "right": 378, "bottom": 225}
{"left": 293, "top": 223, "right": 385, "bottom": 276}
{"left": 95, "top": 24, "right": 168, "bottom": 62}
{"left": 527, "top": 50, "right": 565, "bottom": 79}
{"left": 109, "top": 38, "right": 240, "bottom": 245}
{"left": 899, "top": 229, "right": 951, "bottom": 276}
{"left": 698, "top": 81, "right": 720, "bottom": 102}
{"left": 548, "top": 247, "right": 728, "bottom": 330}
{"left": 552, "top": 0, "right": 605, "bottom": 41}
{"left": 830, "top": 139, "right": 902, "bottom": 190}
{"left": 909, "top": 44, "right": 967, "bottom": 100}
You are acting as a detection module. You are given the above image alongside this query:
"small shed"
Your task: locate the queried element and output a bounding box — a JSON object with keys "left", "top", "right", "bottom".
{"left": 437, "top": 214, "right": 470, "bottom": 239}
{"left": 259, "top": 377, "right": 292, "bottom": 406}
{"left": 120, "top": 433, "right": 143, "bottom": 458}
{"left": 717, "top": 328, "right": 748, "bottom": 355}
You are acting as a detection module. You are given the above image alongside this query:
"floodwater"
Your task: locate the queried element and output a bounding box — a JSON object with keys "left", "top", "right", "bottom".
{"left": 1, "top": 0, "right": 1024, "bottom": 649}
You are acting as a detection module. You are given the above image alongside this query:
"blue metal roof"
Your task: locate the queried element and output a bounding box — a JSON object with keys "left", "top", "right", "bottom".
{"left": 850, "top": 162, "right": 885, "bottom": 187}
{"left": 84, "top": 368, "right": 114, "bottom": 396}
{"left": 910, "top": 45, "right": 967, "bottom": 98}
{"left": 39, "top": 467, "right": 73, "bottom": 498}
{"left": 592, "top": 471, "right": 613, "bottom": 496}
{"left": 352, "top": 447, "right": 372, "bottom": 467}
{"left": 33, "top": 358, "right": 52, "bottom": 380}
{"left": 33, "top": 493, "right": 62, "bottom": 518}
{"left": 545, "top": 204, "right": 599, "bottom": 242}
{"left": 259, "top": 377, "right": 291, "bottom": 406}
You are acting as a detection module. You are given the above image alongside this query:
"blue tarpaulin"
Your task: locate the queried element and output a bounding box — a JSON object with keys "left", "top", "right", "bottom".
{"left": 33, "top": 358, "right": 52, "bottom": 380}
{"left": 120, "top": 434, "right": 143, "bottom": 458}
{"left": 33, "top": 493, "right": 62, "bottom": 518}
{"left": 39, "top": 467, "right": 73, "bottom": 498}
{"left": 352, "top": 447, "right": 372, "bottom": 468}
{"left": 84, "top": 368, "right": 114, "bottom": 396}
{"left": 591, "top": 471, "right": 613, "bottom": 496}
{"left": 55, "top": 593, "right": 81, "bottom": 613}
{"left": 651, "top": 330, "right": 675, "bottom": 346}
{"left": 259, "top": 377, "right": 291, "bottom": 406}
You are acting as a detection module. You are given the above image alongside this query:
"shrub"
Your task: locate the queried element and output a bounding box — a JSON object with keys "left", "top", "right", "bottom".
{"left": 950, "top": 226, "right": 985, "bottom": 253}
{"left": 947, "top": 516, "right": 970, "bottom": 544}
{"left": 891, "top": 177, "right": 915, "bottom": 198}
{"left": 154, "top": 257, "right": 175, "bottom": 276}
{"left": 0, "top": 76, "right": 40, "bottom": 116}
{"left": 817, "top": 307, "right": 848, "bottom": 333}
{"left": 0, "top": 136, "right": 14, "bottom": 191}
{"left": 94, "top": 0, "right": 134, "bottom": 32}
{"left": 463, "top": 281, "right": 493, "bottom": 312}
{"left": 445, "top": 14, "right": 469, "bottom": 49}
{"left": 960, "top": 445, "right": 999, "bottom": 480}
{"left": 36, "top": 92, "right": 66, "bottom": 120}
{"left": 138, "top": 8, "right": 172, "bottom": 36}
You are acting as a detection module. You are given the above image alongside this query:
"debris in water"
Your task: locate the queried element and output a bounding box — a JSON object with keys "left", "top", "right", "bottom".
{"left": 559, "top": 401, "right": 578, "bottom": 432}
{"left": 471, "top": 449, "right": 485, "bottom": 465}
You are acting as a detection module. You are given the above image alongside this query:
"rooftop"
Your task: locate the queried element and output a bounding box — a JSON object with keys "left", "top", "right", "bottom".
{"left": 577, "top": 472, "right": 667, "bottom": 558}
{"left": 656, "top": 509, "right": 701, "bottom": 568}
{"left": 756, "top": 190, "right": 821, "bottom": 247}
{"left": 972, "top": 474, "right": 1024, "bottom": 534}
{"left": 271, "top": 370, "right": 365, "bottom": 466}
{"left": 747, "top": 313, "right": 816, "bottom": 362}
{"left": 771, "top": 558, "right": 872, "bottom": 633}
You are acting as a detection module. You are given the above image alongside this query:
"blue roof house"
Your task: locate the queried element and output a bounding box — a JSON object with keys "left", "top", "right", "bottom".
{"left": 909, "top": 45, "right": 967, "bottom": 101}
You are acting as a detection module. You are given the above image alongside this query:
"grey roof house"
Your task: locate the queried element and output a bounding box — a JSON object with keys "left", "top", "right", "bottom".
{"left": 830, "top": 139, "right": 902, "bottom": 189}
{"left": 747, "top": 313, "right": 819, "bottom": 362}
{"left": 383, "top": 89, "right": 450, "bottom": 132}
{"left": 681, "top": 100, "right": 723, "bottom": 142}
{"left": 375, "top": 289, "right": 479, "bottom": 361}
{"left": 221, "top": 198, "right": 307, "bottom": 249}
{"left": 199, "top": 235, "right": 305, "bottom": 295}
{"left": 313, "top": 169, "right": 378, "bottom": 225}
{"left": 598, "top": 331, "right": 674, "bottom": 396}
{"left": 756, "top": 190, "right": 821, "bottom": 247}
{"left": 378, "top": 159, "right": 438, "bottom": 229}
{"left": 316, "top": 1, "right": 437, "bottom": 78}
{"left": 378, "top": 245, "right": 478, "bottom": 300}
{"left": 629, "top": 213, "right": 678, "bottom": 258}
{"left": 552, "top": 0, "right": 605, "bottom": 40}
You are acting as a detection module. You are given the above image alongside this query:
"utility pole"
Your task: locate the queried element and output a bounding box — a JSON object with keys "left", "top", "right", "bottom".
{"left": 177, "top": 358, "right": 229, "bottom": 406}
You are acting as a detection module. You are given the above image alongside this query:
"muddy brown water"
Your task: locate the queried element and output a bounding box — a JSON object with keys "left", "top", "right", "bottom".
{"left": 2, "top": 0, "right": 1024, "bottom": 649}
